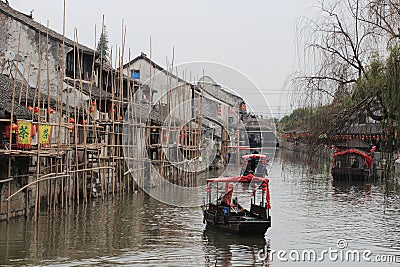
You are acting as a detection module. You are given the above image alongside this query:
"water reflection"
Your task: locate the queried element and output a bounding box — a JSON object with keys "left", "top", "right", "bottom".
{"left": 269, "top": 150, "right": 400, "bottom": 266}
{"left": 0, "top": 191, "right": 270, "bottom": 266}
{"left": 202, "top": 228, "right": 269, "bottom": 266}
{"left": 1, "top": 149, "right": 400, "bottom": 266}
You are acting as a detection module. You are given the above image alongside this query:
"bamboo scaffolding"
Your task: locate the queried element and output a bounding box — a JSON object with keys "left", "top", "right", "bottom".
{"left": 0, "top": 2, "right": 229, "bottom": 222}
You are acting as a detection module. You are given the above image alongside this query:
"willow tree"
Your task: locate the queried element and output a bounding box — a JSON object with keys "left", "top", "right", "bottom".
{"left": 293, "top": 0, "right": 381, "bottom": 135}
{"left": 353, "top": 46, "right": 400, "bottom": 122}
{"left": 350, "top": 46, "right": 400, "bottom": 166}
{"left": 296, "top": 1, "right": 377, "bottom": 98}
{"left": 366, "top": 0, "right": 400, "bottom": 44}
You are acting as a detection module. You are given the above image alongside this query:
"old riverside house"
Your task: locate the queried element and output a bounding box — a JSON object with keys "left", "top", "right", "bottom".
{"left": 0, "top": 2, "right": 246, "bottom": 221}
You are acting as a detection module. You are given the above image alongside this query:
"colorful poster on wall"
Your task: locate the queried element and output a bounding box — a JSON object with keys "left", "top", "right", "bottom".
{"left": 39, "top": 124, "right": 52, "bottom": 144}
{"left": 17, "top": 120, "right": 32, "bottom": 145}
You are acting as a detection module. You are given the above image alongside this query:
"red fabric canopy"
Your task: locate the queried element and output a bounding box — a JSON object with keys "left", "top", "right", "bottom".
{"left": 206, "top": 177, "right": 271, "bottom": 209}
{"left": 206, "top": 176, "right": 268, "bottom": 183}
{"left": 242, "top": 154, "right": 267, "bottom": 159}
{"left": 333, "top": 149, "right": 373, "bottom": 169}
{"left": 265, "top": 183, "right": 271, "bottom": 209}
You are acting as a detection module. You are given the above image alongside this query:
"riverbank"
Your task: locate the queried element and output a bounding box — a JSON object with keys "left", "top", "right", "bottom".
{"left": 279, "top": 138, "right": 400, "bottom": 182}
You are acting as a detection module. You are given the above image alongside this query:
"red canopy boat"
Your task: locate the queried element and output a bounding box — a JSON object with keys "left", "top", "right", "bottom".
{"left": 201, "top": 176, "right": 271, "bottom": 235}
{"left": 331, "top": 146, "right": 376, "bottom": 180}
{"left": 241, "top": 153, "right": 269, "bottom": 179}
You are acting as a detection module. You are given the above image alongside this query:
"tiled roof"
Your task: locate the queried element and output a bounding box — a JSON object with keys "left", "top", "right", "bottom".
{"left": 64, "top": 78, "right": 113, "bottom": 100}
{"left": 0, "top": 74, "right": 34, "bottom": 118}
{"left": 0, "top": 2, "right": 94, "bottom": 54}
{"left": 123, "top": 53, "right": 192, "bottom": 87}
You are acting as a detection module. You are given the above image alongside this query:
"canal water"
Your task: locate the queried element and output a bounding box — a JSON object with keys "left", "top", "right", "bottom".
{"left": 1, "top": 149, "right": 399, "bottom": 266}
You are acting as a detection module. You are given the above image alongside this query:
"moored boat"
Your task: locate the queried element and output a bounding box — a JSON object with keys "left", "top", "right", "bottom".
{"left": 241, "top": 153, "right": 268, "bottom": 178}
{"left": 331, "top": 145, "right": 376, "bottom": 181}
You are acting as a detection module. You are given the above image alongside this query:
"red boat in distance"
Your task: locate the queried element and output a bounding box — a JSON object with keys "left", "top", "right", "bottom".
{"left": 331, "top": 143, "right": 376, "bottom": 181}
{"left": 241, "top": 153, "right": 268, "bottom": 179}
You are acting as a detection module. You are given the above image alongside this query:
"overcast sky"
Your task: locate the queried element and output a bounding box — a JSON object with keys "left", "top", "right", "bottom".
{"left": 10, "top": 0, "right": 314, "bottom": 118}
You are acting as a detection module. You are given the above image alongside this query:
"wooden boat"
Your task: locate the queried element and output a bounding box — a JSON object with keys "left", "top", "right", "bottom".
{"left": 331, "top": 145, "right": 376, "bottom": 181}
{"left": 241, "top": 153, "right": 268, "bottom": 178}
{"left": 201, "top": 176, "right": 271, "bottom": 235}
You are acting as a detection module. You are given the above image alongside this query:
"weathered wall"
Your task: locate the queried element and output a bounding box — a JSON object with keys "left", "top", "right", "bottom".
{"left": 1, "top": 12, "right": 61, "bottom": 96}
{"left": 0, "top": 8, "right": 89, "bottom": 108}
{"left": 0, "top": 180, "right": 31, "bottom": 221}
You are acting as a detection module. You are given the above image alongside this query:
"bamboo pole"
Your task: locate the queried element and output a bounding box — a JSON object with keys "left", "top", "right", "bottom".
{"left": 111, "top": 47, "right": 116, "bottom": 198}
{"left": 6, "top": 26, "right": 22, "bottom": 223}
{"left": 118, "top": 22, "right": 127, "bottom": 195}
{"left": 6, "top": 166, "right": 114, "bottom": 201}
{"left": 61, "top": 0, "right": 67, "bottom": 210}
{"left": 88, "top": 24, "right": 97, "bottom": 200}
{"left": 34, "top": 29, "right": 43, "bottom": 222}
{"left": 45, "top": 21, "right": 52, "bottom": 212}
{"left": 72, "top": 29, "right": 79, "bottom": 206}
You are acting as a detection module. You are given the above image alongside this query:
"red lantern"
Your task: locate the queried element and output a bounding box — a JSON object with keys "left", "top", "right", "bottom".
{"left": 34, "top": 107, "right": 39, "bottom": 113}
{"left": 49, "top": 108, "right": 54, "bottom": 114}
{"left": 4, "top": 125, "right": 10, "bottom": 138}
{"left": 31, "top": 124, "right": 36, "bottom": 137}
{"left": 69, "top": 118, "right": 75, "bottom": 124}
{"left": 118, "top": 116, "right": 123, "bottom": 121}
{"left": 262, "top": 183, "right": 267, "bottom": 192}
{"left": 162, "top": 129, "right": 168, "bottom": 142}
{"left": 89, "top": 106, "right": 94, "bottom": 113}
{"left": 12, "top": 123, "right": 18, "bottom": 132}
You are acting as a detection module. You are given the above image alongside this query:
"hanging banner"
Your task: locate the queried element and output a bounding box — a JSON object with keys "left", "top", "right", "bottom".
{"left": 38, "top": 124, "right": 52, "bottom": 144}
{"left": 17, "top": 120, "right": 32, "bottom": 145}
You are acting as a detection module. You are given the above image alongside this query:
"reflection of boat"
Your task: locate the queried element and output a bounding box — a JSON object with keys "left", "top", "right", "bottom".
{"left": 203, "top": 228, "right": 270, "bottom": 266}
{"left": 201, "top": 176, "right": 271, "bottom": 235}
{"left": 331, "top": 144, "right": 376, "bottom": 181}
{"left": 332, "top": 180, "right": 372, "bottom": 194}
{"left": 203, "top": 227, "right": 268, "bottom": 248}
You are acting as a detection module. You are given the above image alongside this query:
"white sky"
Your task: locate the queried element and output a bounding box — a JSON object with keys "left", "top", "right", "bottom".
{"left": 9, "top": 0, "right": 314, "bottom": 118}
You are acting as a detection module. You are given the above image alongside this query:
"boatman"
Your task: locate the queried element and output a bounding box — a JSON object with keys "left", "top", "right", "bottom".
{"left": 224, "top": 183, "right": 234, "bottom": 207}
